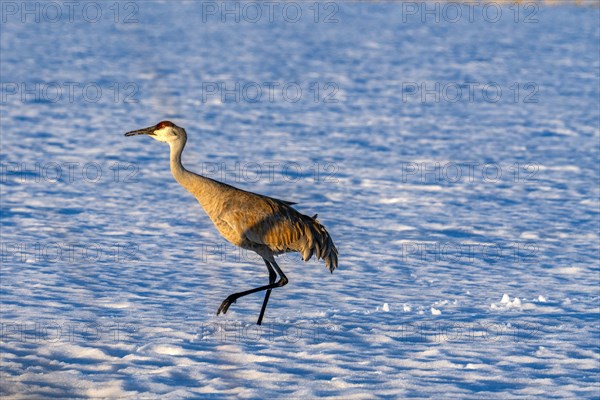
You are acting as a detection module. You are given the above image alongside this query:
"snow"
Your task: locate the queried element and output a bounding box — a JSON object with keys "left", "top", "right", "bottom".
{"left": 1, "top": 1, "right": 599, "bottom": 399}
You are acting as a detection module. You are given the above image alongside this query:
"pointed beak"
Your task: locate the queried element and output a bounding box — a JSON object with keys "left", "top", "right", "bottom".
{"left": 124, "top": 126, "right": 156, "bottom": 137}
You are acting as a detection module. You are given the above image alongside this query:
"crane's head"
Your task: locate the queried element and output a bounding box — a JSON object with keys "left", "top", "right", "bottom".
{"left": 124, "top": 121, "right": 186, "bottom": 144}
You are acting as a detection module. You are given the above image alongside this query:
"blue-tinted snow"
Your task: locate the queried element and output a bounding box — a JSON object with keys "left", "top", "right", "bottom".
{"left": 1, "top": 2, "right": 599, "bottom": 399}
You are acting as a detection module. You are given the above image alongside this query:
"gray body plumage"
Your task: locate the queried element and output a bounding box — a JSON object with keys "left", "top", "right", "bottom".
{"left": 169, "top": 136, "right": 338, "bottom": 272}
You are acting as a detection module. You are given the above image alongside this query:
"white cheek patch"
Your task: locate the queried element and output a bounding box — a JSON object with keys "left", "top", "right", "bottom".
{"left": 152, "top": 127, "right": 171, "bottom": 142}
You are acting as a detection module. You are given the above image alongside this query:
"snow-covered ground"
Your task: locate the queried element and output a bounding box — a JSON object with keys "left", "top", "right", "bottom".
{"left": 1, "top": 1, "right": 599, "bottom": 398}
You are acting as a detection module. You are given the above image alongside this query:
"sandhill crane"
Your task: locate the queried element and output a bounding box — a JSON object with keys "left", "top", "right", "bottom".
{"left": 125, "top": 121, "right": 338, "bottom": 325}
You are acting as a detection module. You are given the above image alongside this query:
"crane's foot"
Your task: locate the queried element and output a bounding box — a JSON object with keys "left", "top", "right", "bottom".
{"left": 216, "top": 295, "right": 238, "bottom": 315}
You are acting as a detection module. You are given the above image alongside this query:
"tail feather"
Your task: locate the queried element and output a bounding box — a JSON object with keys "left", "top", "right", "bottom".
{"left": 301, "top": 216, "right": 338, "bottom": 273}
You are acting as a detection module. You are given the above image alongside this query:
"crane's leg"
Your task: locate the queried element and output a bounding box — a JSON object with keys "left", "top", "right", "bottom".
{"left": 257, "top": 260, "right": 277, "bottom": 325}
{"left": 217, "top": 260, "right": 288, "bottom": 321}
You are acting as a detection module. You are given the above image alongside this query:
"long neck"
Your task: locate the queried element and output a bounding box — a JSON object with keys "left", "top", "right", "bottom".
{"left": 168, "top": 138, "right": 216, "bottom": 208}
{"left": 169, "top": 138, "right": 189, "bottom": 185}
